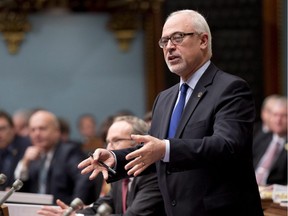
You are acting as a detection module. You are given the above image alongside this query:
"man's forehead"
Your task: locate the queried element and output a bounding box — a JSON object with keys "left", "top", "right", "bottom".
{"left": 163, "top": 17, "right": 192, "bottom": 35}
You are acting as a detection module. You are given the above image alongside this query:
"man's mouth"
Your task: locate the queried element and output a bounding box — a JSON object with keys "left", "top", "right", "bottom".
{"left": 168, "top": 55, "right": 180, "bottom": 63}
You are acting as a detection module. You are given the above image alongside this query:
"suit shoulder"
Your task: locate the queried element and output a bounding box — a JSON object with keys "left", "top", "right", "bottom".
{"left": 12, "top": 135, "right": 32, "bottom": 149}
{"left": 215, "top": 69, "right": 249, "bottom": 87}
{"left": 55, "top": 142, "right": 85, "bottom": 158}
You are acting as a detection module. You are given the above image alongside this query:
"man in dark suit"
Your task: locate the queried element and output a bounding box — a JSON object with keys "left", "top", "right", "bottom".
{"left": 79, "top": 9, "right": 263, "bottom": 216}
{"left": 0, "top": 110, "right": 31, "bottom": 190}
{"left": 38, "top": 116, "right": 165, "bottom": 216}
{"left": 253, "top": 95, "right": 287, "bottom": 186}
{"left": 14, "top": 110, "right": 102, "bottom": 205}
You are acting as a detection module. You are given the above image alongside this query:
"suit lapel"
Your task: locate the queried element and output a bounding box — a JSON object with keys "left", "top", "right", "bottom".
{"left": 175, "top": 63, "right": 218, "bottom": 138}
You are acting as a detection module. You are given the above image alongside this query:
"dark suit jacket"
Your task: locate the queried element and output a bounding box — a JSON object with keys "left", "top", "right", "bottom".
{"left": 19, "top": 142, "right": 103, "bottom": 205}
{"left": 78, "top": 173, "right": 165, "bottom": 216}
{"left": 253, "top": 132, "right": 287, "bottom": 185}
{"left": 0, "top": 135, "right": 31, "bottom": 190}
{"left": 111, "top": 63, "right": 263, "bottom": 216}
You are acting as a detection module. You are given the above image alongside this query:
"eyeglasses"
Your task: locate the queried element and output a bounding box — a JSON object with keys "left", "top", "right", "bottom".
{"left": 158, "top": 32, "right": 196, "bottom": 48}
{"left": 106, "top": 138, "right": 132, "bottom": 146}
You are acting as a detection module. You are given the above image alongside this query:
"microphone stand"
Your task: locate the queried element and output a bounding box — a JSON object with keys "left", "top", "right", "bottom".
{"left": 0, "top": 179, "right": 24, "bottom": 216}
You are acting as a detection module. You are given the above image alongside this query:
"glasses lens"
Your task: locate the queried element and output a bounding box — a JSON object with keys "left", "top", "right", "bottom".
{"left": 159, "top": 38, "right": 168, "bottom": 48}
{"left": 171, "top": 33, "right": 184, "bottom": 44}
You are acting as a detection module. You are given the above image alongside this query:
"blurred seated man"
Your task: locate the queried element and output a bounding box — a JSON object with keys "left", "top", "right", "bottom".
{"left": 253, "top": 95, "right": 287, "bottom": 186}
{"left": 14, "top": 110, "right": 103, "bottom": 205}
{"left": 77, "top": 114, "right": 104, "bottom": 154}
{"left": 0, "top": 109, "right": 31, "bottom": 190}
{"left": 38, "top": 115, "right": 166, "bottom": 216}
{"left": 12, "top": 108, "right": 33, "bottom": 137}
{"left": 58, "top": 116, "right": 81, "bottom": 146}
{"left": 253, "top": 95, "right": 278, "bottom": 137}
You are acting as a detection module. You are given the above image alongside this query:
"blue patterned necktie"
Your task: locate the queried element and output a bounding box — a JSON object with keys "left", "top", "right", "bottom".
{"left": 168, "top": 83, "right": 189, "bottom": 138}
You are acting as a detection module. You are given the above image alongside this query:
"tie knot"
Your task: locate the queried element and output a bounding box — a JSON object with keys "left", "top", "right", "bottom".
{"left": 180, "top": 83, "right": 189, "bottom": 94}
{"left": 123, "top": 178, "right": 130, "bottom": 185}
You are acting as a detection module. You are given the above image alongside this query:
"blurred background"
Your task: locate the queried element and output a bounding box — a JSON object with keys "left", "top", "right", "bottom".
{"left": 0, "top": 0, "right": 286, "bottom": 140}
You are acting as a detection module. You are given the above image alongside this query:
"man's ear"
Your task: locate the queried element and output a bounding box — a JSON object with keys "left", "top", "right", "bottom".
{"left": 199, "top": 33, "right": 208, "bottom": 49}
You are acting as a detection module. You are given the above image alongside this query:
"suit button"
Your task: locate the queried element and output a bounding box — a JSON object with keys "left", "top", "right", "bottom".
{"left": 171, "top": 200, "right": 176, "bottom": 206}
{"left": 166, "top": 170, "right": 171, "bottom": 175}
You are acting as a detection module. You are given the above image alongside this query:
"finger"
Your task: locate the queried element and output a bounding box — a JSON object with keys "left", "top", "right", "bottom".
{"left": 127, "top": 162, "right": 146, "bottom": 176}
{"left": 125, "top": 148, "right": 143, "bottom": 161}
{"left": 134, "top": 163, "right": 147, "bottom": 176}
{"left": 80, "top": 164, "right": 95, "bottom": 175}
{"left": 89, "top": 169, "right": 101, "bottom": 180}
{"left": 125, "top": 155, "right": 143, "bottom": 170}
{"left": 78, "top": 158, "right": 91, "bottom": 169}
{"left": 56, "top": 199, "right": 68, "bottom": 209}
{"left": 89, "top": 169, "right": 108, "bottom": 180}
{"left": 38, "top": 208, "right": 57, "bottom": 216}
{"left": 130, "top": 134, "right": 147, "bottom": 143}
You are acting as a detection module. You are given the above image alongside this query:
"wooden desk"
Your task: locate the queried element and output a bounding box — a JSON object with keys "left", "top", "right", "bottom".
{"left": 264, "top": 202, "right": 287, "bottom": 216}
{"left": 262, "top": 198, "right": 288, "bottom": 216}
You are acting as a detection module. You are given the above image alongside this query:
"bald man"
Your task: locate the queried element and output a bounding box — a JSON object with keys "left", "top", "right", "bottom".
{"left": 14, "top": 110, "right": 102, "bottom": 205}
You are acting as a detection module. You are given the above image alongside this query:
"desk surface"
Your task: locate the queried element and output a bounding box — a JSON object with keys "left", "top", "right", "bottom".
{"left": 5, "top": 203, "right": 57, "bottom": 216}
{"left": 262, "top": 199, "right": 288, "bottom": 216}
{"left": 0, "top": 191, "right": 53, "bottom": 205}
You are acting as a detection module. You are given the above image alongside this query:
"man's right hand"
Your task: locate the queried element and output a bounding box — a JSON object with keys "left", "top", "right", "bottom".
{"left": 22, "top": 146, "right": 42, "bottom": 167}
{"left": 37, "top": 199, "right": 70, "bottom": 216}
{"left": 78, "top": 148, "right": 115, "bottom": 180}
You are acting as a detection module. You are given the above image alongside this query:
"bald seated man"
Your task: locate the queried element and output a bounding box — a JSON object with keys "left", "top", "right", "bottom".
{"left": 14, "top": 110, "right": 103, "bottom": 205}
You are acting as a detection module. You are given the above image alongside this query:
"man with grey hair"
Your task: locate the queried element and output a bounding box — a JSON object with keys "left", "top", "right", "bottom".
{"left": 79, "top": 9, "right": 263, "bottom": 216}
{"left": 253, "top": 95, "right": 287, "bottom": 186}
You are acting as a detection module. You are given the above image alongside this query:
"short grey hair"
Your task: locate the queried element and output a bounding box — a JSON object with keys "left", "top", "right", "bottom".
{"left": 113, "top": 115, "right": 149, "bottom": 135}
{"left": 167, "top": 9, "right": 212, "bottom": 57}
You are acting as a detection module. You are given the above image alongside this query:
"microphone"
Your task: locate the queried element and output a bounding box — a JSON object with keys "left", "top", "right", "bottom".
{"left": 96, "top": 203, "right": 113, "bottom": 216}
{"left": 62, "top": 198, "right": 84, "bottom": 216}
{"left": 0, "top": 174, "right": 7, "bottom": 185}
{"left": 0, "top": 179, "right": 23, "bottom": 205}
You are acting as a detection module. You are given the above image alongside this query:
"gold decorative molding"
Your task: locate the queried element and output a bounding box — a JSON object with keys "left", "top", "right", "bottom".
{"left": 114, "top": 30, "right": 136, "bottom": 52}
{"left": 0, "top": 11, "right": 31, "bottom": 54}
{"left": 0, "top": 0, "right": 47, "bottom": 54}
{"left": 106, "top": 0, "right": 164, "bottom": 52}
{"left": 0, "top": 0, "right": 165, "bottom": 57}
{"left": 107, "top": 12, "right": 139, "bottom": 51}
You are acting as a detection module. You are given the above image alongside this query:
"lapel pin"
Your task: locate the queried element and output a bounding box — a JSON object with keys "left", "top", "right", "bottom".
{"left": 197, "top": 92, "right": 203, "bottom": 98}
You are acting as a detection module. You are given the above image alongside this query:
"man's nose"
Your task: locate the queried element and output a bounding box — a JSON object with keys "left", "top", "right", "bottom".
{"left": 165, "top": 40, "right": 176, "bottom": 51}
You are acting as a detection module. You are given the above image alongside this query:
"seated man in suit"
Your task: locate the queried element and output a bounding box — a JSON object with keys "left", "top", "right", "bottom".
{"left": 77, "top": 113, "right": 104, "bottom": 154}
{"left": 253, "top": 95, "right": 287, "bottom": 186}
{"left": 0, "top": 109, "right": 32, "bottom": 190}
{"left": 12, "top": 108, "right": 33, "bottom": 138}
{"left": 253, "top": 95, "right": 278, "bottom": 136}
{"left": 38, "top": 115, "right": 165, "bottom": 216}
{"left": 14, "top": 110, "right": 103, "bottom": 205}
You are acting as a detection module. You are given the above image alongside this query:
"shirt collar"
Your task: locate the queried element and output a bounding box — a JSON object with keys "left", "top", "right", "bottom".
{"left": 180, "top": 60, "right": 210, "bottom": 90}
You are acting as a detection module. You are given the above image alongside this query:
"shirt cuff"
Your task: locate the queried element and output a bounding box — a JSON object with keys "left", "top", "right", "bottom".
{"left": 162, "top": 139, "right": 170, "bottom": 162}
{"left": 109, "top": 150, "right": 117, "bottom": 170}
{"left": 14, "top": 160, "right": 29, "bottom": 181}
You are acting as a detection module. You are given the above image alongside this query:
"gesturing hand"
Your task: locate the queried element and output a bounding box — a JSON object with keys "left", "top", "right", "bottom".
{"left": 37, "top": 199, "right": 69, "bottom": 216}
{"left": 78, "top": 148, "right": 116, "bottom": 180}
{"left": 125, "top": 134, "right": 166, "bottom": 176}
